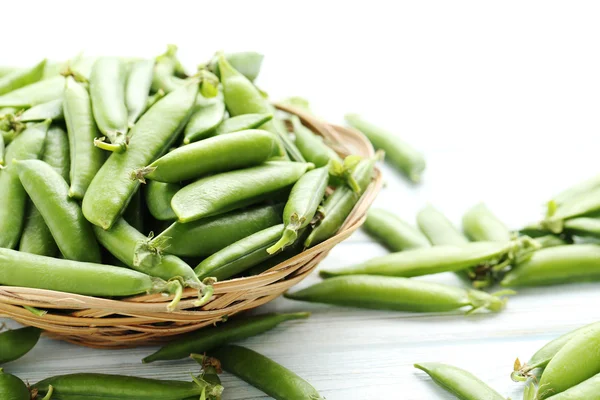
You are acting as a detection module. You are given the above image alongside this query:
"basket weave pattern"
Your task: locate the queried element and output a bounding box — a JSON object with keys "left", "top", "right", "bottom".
{"left": 0, "top": 106, "right": 382, "bottom": 348}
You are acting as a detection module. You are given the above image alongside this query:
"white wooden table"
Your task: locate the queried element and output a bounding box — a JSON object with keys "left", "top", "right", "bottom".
{"left": 3, "top": 1, "right": 600, "bottom": 398}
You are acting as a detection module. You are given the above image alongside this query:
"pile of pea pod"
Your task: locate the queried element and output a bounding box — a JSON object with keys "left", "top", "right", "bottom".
{"left": 0, "top": 46, "right": 381, "bottom": 313}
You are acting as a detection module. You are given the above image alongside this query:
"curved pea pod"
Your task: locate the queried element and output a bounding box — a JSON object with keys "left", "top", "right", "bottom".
{"left": 364, "top": 208, "right": 431, "bottom": 252}
{"left": 0, "top": 59, "right": 46, "bottom": 96}
{"left": 125, "top": 59, "right": 154, "bottom": 127}
{"left": 63, "top": 76, "right": 105, "bottom": 200}
{"left": 543, "top": 372, "right": 600, "bottom": 399}
{"left": 215, "top": 113, "right": 273, "bottom": 135}
{"left": 291, "top": 115, "right": 341, "bottom": 168}
{"left": 563, "top": 213, "right": 600, "bottom": 238}
{"left": 0, "top": 76, "right": 65, "bottom": 108}
{"left": 544, "top": 187, "right": 600, "bottom": 233}
{"left": 0, "top": 120, "right": 49, "bottom": 249}
{"left": 83, "top": 81, "right": 198, "bottom": 230}
{"left": 0, "top": 326, "right": 41, "bottom": 364}
{"left": 19, "top": 126, "right": 70, "bottom": 256}
{"left": 0, "top": 369, "right": 30, "bottom": 400}
{"left": 172, "top": 161, "right": 311, "bottom": 223}
{"left": 33, "top": 373, "right": 223, "bottom": 400}
{"left": 345, "top": 113, "right": 425, "bottom": 183}
{"left": 320, "top": 238, "right": 536, "bottom": 279}
{"left": 511, "top": 321, "right": 600, "bottom": 382}
{"left": 285, "top": 275, "right": 514, "bottom": 313}
{"left": 146, "top": 129, "right": 278, "bottom": 183}
{"left": 151, "top": 45, "right": 186, "bottom": 94}
{"left": 208, "top": 345, "right": 324, "bottom": 400}
{"left": 210, "top": 51, "right": 264, "bottom": 82}
{"left": 415, "top": 362, "right": 505, "bottom": 400}
{"left": 268, "top": 167, "right": 329, "bottom": 254}
{"left": 552, "top": 173, "right": 600, "bottom": 207}
{"left": 18, "top": 98, "right": 63, "bottom": 122}
{"left": 143, "top": 312, "right": 309, "bottom": 363}
{"left": 195, "top": 224, "right": 285, "bottom": 280}
{"left": 218, "top": 54, "right": 303, "bottom": 161}
{"left": 537, "top": 323, "right": 600, "bottom": 399}
{"left": 462, "top": 202, "right": 511, "bottom": 242}
{"left": 147, "top": 203, "right": 282, "bottom": 258}
{"left": 417, "top": 204, "right": 469, "bottom": 246}
{"left": 501, "top": 244, "right": 600, "bottom": 287}
{"left": 16, "top": 159, "right": 101, "bottom": 263}
{"left": 182, "top": 93, "right": 226, "bottom": 144}
{"left": 146, "top": 180, "right": 179, "bottom": 221}
{"left": 304, "top": 156, "right": 377, "bottom": 248}
{"left": 90, "top": 57, "right": 129, "bottom": 152}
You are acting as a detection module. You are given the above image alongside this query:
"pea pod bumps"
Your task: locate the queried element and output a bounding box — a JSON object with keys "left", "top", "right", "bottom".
{"left": 83, "top": 81, "right": 198, "bottom": 229}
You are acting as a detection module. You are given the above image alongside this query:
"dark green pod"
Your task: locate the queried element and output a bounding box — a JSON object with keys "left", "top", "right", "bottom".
{"left": 146, "top": 180, "right": 179, "bottom": 221}
{"left": 0, "top": 369, "right": 30, "bottom": 400}
{"left": 0, "top": 326, "right": 41, "bottom": 364}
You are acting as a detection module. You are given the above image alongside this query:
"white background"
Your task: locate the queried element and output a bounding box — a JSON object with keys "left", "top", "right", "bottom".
{"left": 2, "top": 1, "right": 600, "bottom": 398}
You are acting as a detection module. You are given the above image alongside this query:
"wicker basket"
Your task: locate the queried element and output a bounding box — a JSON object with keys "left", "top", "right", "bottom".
{"left": 0, "top": 105, "right": 383, "bottom": 349}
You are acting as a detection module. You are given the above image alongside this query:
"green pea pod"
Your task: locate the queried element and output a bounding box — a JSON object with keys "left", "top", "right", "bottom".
{"left": 512, "top": 321, "right": 600, "bottom": 381}
{"left": 0, "top": 120, "right": 49, "bottom": 249}
{"left": 563, "top": 214, "right": 600, "bottom": 238}
{"left": 125, "top": 59, "right": 154, "bottom": 127}
{"left": 182, "top": 93, "right": 226, "bottom": 144}
{"left": 215, "top": 113, "right": 272, "bottom": 135}
{"left": 33, "top": 373, "right": 223, "bottom": 400}
{"left": 502, "top": 244, "right": 600, "bottom": 287}
{"left": 146, "top": 180, "right": 179, "bottom": 221}
{"left": 543, "top": 372, "right": 600, "bottom": 399}
{"left": 534, "top": 234, "right": 570, "bottom": 248}
{"left": 320, "top": 239, "right": 535, "bottom": 279}
{"left": 172, "top": 161, "right": 311, "bottom": 223}
{"left": 552, "top": 173, "right": 600, "bottom": 207}
{"left": 19, "top": 126, "right": 70, "bottom": 256}
{"left": 123, "top": 188, "right": 144, "bottom": 232}
{"left": 195, "top": 224, "right": 285, "bottom": 280}
{"left": 291, "top": 115, "right": 341, "bottom": 167}
{"left": 16, "top": 159, "right": 101, "bottom": 263}
{"left": 544, "top": 186, "right": 600, "bottom": 233}
{"left": 83, "top": 81, "right": 198, "bottom": 230}
{"left": 63, "top": 76, "right": 105, "bottom": 200}
{"left": 286, "top": 275, "right": 513, "bottom": 313}
{"left": 146, "top": 129, "right": 278, "bottom": 183}
{"left": 522, "top": 381, "right": 537, "bottom": 400}
{"left": 151, "top": 45, "right": 186, "bottom": 94}
{"left": 249, "top": 228, "right": 310, "bottom": 276}
{"left": 145, "top": 89, "right": 166, "bottom": 111}
{"left": 416, "top": 204, "right": 469, "bottom": 246}
{"left": 304, "top": 155, "right": 377, "bottom": 248}
{"left": 218, "top": 54, "right": 303, "bottom": 161}
{"left": 268, "top": 167, "right": 329, "bottom": 254}
{"left": 208, "top": 345, "right": 324, "bottom": 400}
{"left": 0, "top": 369, "right": 30, "bottom": 400}
{"left": 463, "top": 202, "right": 511, "bottom": 242}
{"left": 209, "top": 51, "right": 264, "bottom": 82}
{"left": 18, "top": 98, "right": 63, "bottom": 122}
{"left": 146, "top": 203, "right": 282, "bottom": 258}
{"left": 90, "top": 57, "right": 129, "bottom": 152}
{"left": 143, "top": 312, "right": 309, "bottom": 363}
{"left": 0, "top": 59, "right": 46, "bottom": 96}
{"left": 0, "top": 326, "right": 41, "bottom": 364}
{"left": 0, "top": 76, "right": 65, "bottom": 108}
{"left": 538, "top": 323, "right": 600, "bottom": 399}
{"left": 415, "top": 363, "right": 505, "bottom": 400}
{"left": 345, "top": 113, "right": 425, "bottom": 183}
{"left": 364, "top": 208, "right": 431, "bottom": 252}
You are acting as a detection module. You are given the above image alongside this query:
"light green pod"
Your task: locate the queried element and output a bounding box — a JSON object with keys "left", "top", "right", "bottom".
{"left": 0, "top": 59, "right": 46, "bottom": 96}
{"left": 215, "top": 113, "right": 272, "bottom": 135}
{"left": 182, "top": 93, "right": 226, "bottom": 144}
{"left": 19, "top": 98, "right": 63, "bottom": 122}
{"left": 125, "top": 59, "right": 154, "bottom": 127}
{"left": 210, "top": 51, "right": 264, "bottom": 82}
{"left": 417, "top": 205, "right": 469, "bottom": 246}
{"left": 544, "top": 372, "right": 600, "bottom": 399}
{"left": 462, "top": 203, "right": 511, "bottom": 242}
{"left": 0, "top": 76, "right": 65, "bottom": 108}
{"left": 364, "top": 208, "right": 431, "bottom": 251}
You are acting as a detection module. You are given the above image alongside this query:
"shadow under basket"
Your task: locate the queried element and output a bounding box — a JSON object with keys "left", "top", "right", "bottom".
{"left": 0, "top": 105, "right": 383, "bottom": 349}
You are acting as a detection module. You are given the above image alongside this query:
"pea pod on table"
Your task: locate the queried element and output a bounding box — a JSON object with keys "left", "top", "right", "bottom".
{"left": 18, "top": 98, "right": 63, "bottom": 122}
{"left": 125, "top": 59, "right": 154, "bottom": 127}
{"left": 195, "top": 224, "right": 285, "bottom": 281}
{"left": 501, "top": 244, "right": 600, "bottom": 287}
{"left": 144, "top": 203, "right": 282, "bottom": 258}
{"left": 364, "top": 208, "right": 431, "bottom": 252}
{"left": 0, "top": 120, "right": 49, "bottom": 249}
{"left": 63, "top": 76, "right": 105, "bottom": 200}
{"left": 345, "top": 113, "right": 425, "bottom": 183}
{"left": 462, "top": 202, "right": 512, "bottom": 242}
{"left": 145, "top": 129, "right": 278, "bottom": 183}
{"left": 214, "top": 113, "right": 273, "bottom": 135}
{"left": 182, "top": 92, "right": 226, "bottom": 144}
{"left": 0, "top": 369, "right": 30, "bottom": 400}
{"left": 268, "top": 166, "right": 329, "bottom": 253}
{"left": 0, "top": 326, "right": 41, "bottom": 364}
{"left": 286, "top": 275, "right": 513, "bottom": 313}
{"left": 416, "top": 204, "right": 469, "bottom": 246}
{"left": 206, "top": 345, "right": 324, "bottom": 400}
{"left": 0, "top": 75, "right": 65, "bottom": 108}
{"left": 83, "top": 81, "right": 198, "bottom": 230}
{"left": 172, "top": 161, "right": 311, "bottom": 223}
{"left": 144, "top": 312, "right": 309, "bottom": 363}
{"left": 0, "top": 59, "right": 46, "bottom": 96}
{"left": 145, "top": 180, "right": 179, "bottom": 221}
{"left": 33, "top": 372, "right": 223, "bottom": 400}
{"left": 415, "top": 362, "right": 506, "bottom": 400}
